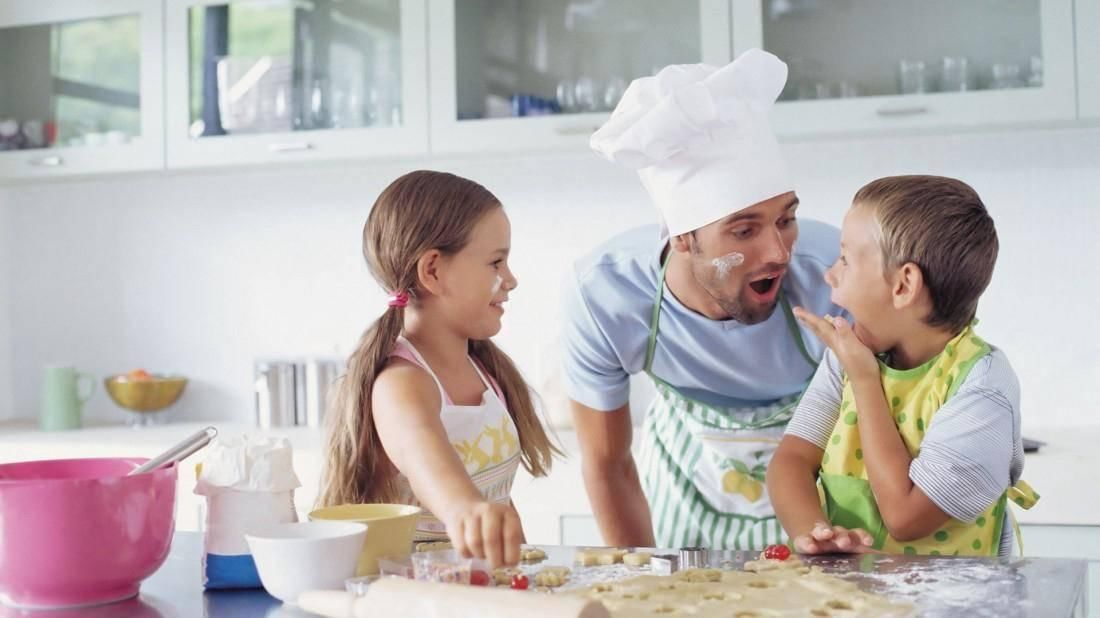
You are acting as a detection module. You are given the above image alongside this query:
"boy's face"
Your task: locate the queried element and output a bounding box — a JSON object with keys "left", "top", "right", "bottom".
{"left": 825, "top": 204, "right": 897, "bottom": 353}
{"left": 683, "top": 192, "right": 800, "bottom": 324}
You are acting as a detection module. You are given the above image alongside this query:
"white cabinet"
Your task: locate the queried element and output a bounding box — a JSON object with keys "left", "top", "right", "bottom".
{"left": 164, "top": 0, "right": 429, "bottom": 169}
{"left": 427, "top": 0, "right": 732, "bottom": 155}
{"left": 1079, "top": 0, "right": 1100, "bottom": 119}
{"left": 731, "top": 0, "right": 1078, "bottom": 138}
{"left": 1, "top": 1, "right": 1097, "bottom": 181}
{"left": 0, "top": 0, "right": 164, "bottom": 179}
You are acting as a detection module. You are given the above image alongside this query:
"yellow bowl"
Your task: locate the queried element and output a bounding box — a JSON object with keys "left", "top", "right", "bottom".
{"left": 308, "top": 504, "right": 421, "bottom": 576}
{"left": 104, "top": 375, "right": 188, "bottom": 412}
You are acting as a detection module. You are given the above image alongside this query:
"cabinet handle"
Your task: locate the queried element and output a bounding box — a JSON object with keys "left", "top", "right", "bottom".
{"left": 28, "top": 155, "right": 64, "bottom": 167}
{"left": 553, "top": 125, "right": 601, "bottom": 136}
{"left": 268, "top": 142, "right": 314, "bottom": 153}
{"left": 876, "top": 105, "right": 929, "bottom": 117}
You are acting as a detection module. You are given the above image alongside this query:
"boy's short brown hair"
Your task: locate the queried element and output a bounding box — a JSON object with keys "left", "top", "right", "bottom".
{"left": 854, "top": 175, "right": 998, "bottom": 334}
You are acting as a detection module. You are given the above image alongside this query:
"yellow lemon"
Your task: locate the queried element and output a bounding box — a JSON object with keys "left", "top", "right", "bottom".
{"left": 740, "top": 478, "right": 764, "bottom": 502}
{"left": 722, "top": 470, "right": 764, "bottom": 502}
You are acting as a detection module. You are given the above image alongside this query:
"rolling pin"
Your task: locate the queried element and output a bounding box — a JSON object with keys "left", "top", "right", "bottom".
{"left": 298, "top": 579, "right": 610, "bottom": 618}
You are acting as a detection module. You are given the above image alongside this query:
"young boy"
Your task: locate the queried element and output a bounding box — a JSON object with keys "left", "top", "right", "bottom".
{"left": 767, "top": 175, "right": 1037, "bottom": 557}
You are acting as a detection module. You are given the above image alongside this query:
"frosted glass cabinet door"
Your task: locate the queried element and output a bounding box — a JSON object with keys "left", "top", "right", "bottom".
{"left": 429, "top": 0, "right": 732, "bottom": 155}
{"left": 165, "top": 0, "right": 429, "bottom": 168}
{"left": 0, "top": 1, "right": 164, "bottom": 180}
{"left": 730, "top": 0, "right": 1077, "bottom": 137}
{"left": 1078, "top": 0, "right": 1100, "bottom": 119}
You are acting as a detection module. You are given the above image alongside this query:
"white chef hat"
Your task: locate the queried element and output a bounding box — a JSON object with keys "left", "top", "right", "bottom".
{"left": 590, "top": 49, "right": 792, "bottom": 237}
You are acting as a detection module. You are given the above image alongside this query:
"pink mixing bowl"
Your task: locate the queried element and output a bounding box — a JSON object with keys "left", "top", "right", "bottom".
{"left": 0, "top": 457, "right": 177, "bottom": 609}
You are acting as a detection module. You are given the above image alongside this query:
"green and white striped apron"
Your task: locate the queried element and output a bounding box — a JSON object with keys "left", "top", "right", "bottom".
{"left": 636, "top": 255, "right": 818, "bottom": 550}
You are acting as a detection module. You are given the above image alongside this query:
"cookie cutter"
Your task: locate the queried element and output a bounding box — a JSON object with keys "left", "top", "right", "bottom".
{"left": 679, "top": 546, "right": 709, "bottom": 569}
{"left": 650, "top": 553, "right": 680, "bottom": 575}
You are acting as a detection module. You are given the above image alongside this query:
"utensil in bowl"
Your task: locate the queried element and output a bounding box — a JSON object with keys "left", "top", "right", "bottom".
{"left": 128, "top": 426, "right": 217, "bottom": 476}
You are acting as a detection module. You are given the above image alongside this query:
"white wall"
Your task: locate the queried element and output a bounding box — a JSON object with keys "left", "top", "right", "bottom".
{"left": 2, "top": 125, "right": 1099, "bottom": 431}
{"left": 0, "top": 185, "right": 12, "bottom": 421}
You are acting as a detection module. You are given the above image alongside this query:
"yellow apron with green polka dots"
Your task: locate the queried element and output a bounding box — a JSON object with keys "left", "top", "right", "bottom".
{"left": 820, "top": 325, "right": 1039, "bottom": 556}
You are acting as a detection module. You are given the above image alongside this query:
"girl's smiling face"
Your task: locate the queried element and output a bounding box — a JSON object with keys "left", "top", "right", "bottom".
{"left": 435, "top": 207, "right": 518, "bottom": 339}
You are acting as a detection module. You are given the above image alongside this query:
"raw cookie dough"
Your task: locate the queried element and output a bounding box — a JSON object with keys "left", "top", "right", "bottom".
{"left": 574, "top": 548, "right": 628, "bottom": 566}
{"left": 520, "top": 548, "right": 548, "bottom": 563}
{"left": 622, "top": 552, "right": 652, "bottom": 567}
{"left": 491, "top": 567, "right": 521, "bottom": 586}
{"left": 414, "top": 541, "right": 453, "bottom": 553}
{"left": 533, "top": 566, "right": 571, "bottom": 588}
{"left": 566, "top": 559, "right": 911, "bottom": 617}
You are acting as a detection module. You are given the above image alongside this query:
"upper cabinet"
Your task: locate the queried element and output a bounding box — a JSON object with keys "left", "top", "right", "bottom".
{"left": 164, "top": 0, "right": 429, "bottom": 168}
{"left": 427, "top": 0, "right": 732, "bottom": 155}
{"left": 0, "top": 0, "right": 164, "bottom": 179}
{"left": 1078, "top": 0, "right": 1100, "bottom": 119}
{"left": 731, "top": 0, "right": 1077, "bottom": 137}
{"left": 1, "top": 1, "right": 1096, "bottom": 182}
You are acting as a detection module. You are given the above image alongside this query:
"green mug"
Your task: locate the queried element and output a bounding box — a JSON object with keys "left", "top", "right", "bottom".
{"left": 40, "top": 366, "right": 94, "bottom": 431}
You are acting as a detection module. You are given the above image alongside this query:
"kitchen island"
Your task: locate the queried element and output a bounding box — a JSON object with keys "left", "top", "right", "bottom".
{"left": 0, "top": 532, "right": 1086, "bottom": 617}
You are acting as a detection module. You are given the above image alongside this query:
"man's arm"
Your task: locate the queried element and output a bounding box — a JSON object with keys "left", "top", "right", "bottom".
{"left": 571, "top": 399, "right": 655, "bottom": 548}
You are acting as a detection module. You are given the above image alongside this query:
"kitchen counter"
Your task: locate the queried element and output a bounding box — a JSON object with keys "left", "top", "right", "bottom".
{"left": 2, "top": 421, "right": 1099, "bottom": 535}
{"left": 0, "top": 532, "right": 1087, "bottom": 617}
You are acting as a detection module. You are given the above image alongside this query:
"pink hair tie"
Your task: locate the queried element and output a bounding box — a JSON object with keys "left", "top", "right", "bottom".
{"left": 387, "top": 291, "right": 409, "bottom": 309}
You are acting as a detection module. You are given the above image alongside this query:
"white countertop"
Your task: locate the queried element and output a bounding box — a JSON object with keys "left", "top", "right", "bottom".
{"left": 1011, "top": 426, "right": 1100, "bottom": 527}
{"left": 1, "top": 421, "right": 1096, "bottom": 534}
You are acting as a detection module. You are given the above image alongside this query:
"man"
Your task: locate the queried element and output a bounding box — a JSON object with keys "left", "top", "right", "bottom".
{"left": 562, "top": 49, "right": 843, "bottom": 549}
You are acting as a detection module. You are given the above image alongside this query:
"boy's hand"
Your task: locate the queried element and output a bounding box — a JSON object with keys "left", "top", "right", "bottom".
{"left": 793, "top": 308, "right": 878, "bottom": 381}
{"left": 793, "top": 521, "right": 876, "bottom": 554}
{"left": 445, "top": 500, "right": 523, "bottom": 568}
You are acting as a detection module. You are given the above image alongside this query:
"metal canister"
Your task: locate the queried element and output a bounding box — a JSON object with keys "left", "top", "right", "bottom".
{"left": 254, "top": 360, "right": 298, "bottom": 429}
{"left": 299, "top": 358, "right": 344, "bottom": 428}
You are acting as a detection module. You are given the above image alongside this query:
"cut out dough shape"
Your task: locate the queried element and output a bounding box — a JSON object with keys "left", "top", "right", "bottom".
{"left": 622, "top": 552, "right": 652, "bottom": 567}
{"left": 575, "top": 548, "right": 628, "bottom": 566}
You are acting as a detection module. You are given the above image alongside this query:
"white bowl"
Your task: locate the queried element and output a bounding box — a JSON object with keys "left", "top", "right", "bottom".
{"left": 245, "top": 521, "right": 368, "bottom": 605}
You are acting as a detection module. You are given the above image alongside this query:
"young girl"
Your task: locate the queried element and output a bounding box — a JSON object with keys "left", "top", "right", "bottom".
{"left": 317, "top": 170, "right": 559, "bottom": 568}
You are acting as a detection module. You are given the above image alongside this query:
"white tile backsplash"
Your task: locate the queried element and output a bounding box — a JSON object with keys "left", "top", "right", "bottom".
{"left": 1, "top": 125, "right": 1098, "bottom": 430}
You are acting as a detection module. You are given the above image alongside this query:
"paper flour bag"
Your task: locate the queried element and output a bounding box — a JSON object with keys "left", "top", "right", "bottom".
{"left": 195, "top": 435, "right": 301, "bottom": 589}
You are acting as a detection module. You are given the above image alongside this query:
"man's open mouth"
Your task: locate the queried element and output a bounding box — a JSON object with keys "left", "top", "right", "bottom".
{"left": 749, "top": 276, "right": 779, "bottom": 295}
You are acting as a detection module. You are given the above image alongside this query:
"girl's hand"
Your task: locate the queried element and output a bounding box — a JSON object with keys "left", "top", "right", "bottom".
{"left": 445, "top": 500, "right": 523, "bottom": 568}
{"left": 792, "top": 521, "right": 876, "bottom": 555}
{"left": 793, "top": 309, "right": 879, "bottom": 382}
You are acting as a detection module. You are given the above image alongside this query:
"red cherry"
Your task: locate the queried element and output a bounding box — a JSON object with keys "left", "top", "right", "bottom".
{"left": 470, "top": 570, "right": 490, "bottom": 586}
{"left": 763, "top": 544, "right": 791, "bottom": 560}
{"left": 510, "top": 573, "right": 529, "bottom": 590}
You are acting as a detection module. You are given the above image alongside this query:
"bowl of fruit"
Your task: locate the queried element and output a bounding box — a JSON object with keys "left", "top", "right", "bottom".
{"left": 104, "top": 369, "right": 188, "bottom": 425}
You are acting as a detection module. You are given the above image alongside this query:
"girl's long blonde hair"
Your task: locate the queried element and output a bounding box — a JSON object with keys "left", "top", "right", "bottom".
{"left": 317, "top": 170, "right": 560, "bottom": 507}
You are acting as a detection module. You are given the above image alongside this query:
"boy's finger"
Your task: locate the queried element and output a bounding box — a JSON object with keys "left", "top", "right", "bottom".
{"left": 856, "top": 529, "right": 874, "bottom": 546}
{"left": 794, "top": 535, "right": 819, "bottom": 554}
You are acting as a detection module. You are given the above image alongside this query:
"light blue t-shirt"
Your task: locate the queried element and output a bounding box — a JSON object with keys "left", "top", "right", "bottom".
{"left": 562, "top": 220, "right": 843, "bottom": 411}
